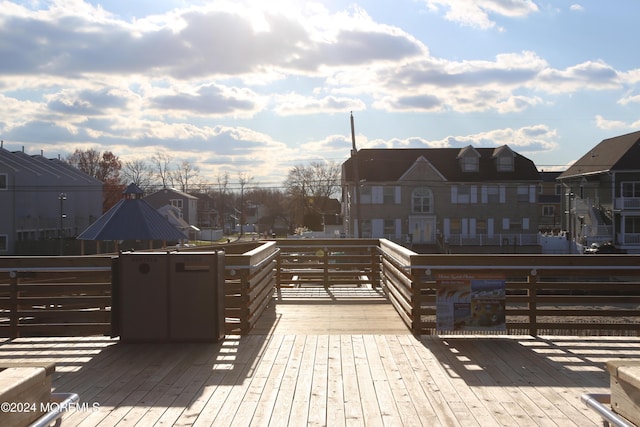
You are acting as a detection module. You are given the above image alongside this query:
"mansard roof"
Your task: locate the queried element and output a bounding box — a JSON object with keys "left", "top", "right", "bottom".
{"left": 343, "top": 147, "right": 539, "bottom": 183}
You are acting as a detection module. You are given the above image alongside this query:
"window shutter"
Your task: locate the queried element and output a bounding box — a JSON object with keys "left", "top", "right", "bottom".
{"left": 372, "top": 219, "right": 384, "bottom": 237}
{"left": 481, "top": 186, "right": 488, "bottom": 203}
{"left": 395, "top": 186, "right": 401, "bottom": 204}
{"left": 529, "top": 185, "right": 536, "bottom": 203}
{"left": 451, "top": 186, "right": 458, "bottom": 204}
{"left": 502, "top": 218, "right": 509, "bottom": 230}
{"left": 470, "top": 186, "right": 477, "bottom": 204}
{"left": 523, "top": 218, "right": 530, "bottom": 230}
{"left": 499, "top": 185, "right": 506, "bottom": 203}
{"left": 372, "top": 186, "right": 383, "bottom": 204}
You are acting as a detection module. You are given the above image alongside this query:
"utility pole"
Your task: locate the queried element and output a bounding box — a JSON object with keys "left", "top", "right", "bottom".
{"left": 350, "top": 112, "right": 361, "bottom": 238}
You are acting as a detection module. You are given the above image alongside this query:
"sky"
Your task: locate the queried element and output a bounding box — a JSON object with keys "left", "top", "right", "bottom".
{"left": 1, "top": 0, "right": 640, "bottom": 189}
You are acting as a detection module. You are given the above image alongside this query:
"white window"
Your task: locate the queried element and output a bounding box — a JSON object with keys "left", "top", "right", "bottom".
{"left": 0, "top": 174, "right": 7, "bottom": 190}
{"left": 170, "top": 199, "right": 183, "bottom": 209}
{"left": 383, "top": 187, "right": 399, "bottom": 204}
{"left": 383, "top": 219, "right": 397, "bottom": 237}
{"left": 496, "top": 155, "right": 514, "bottom": 172}
{"left": 412, "top": 188, "right": 433, "bottom": 213}
{"left": 461, "top": 156, "right": 478, "bottom": 172}
{"left": 359, "top": 186, "right": 372, "bottom": 204}
{"left": 543, "top": 206, "right": 555, "bottom": 217}
{"left": 517, "top": 186, "right": 529, "bottom": 202}
{"left": 458, "top": 186, "right": 470, "bottom": 203}
{"left": 622, "top": 182, "right": 640, "bottom": 198}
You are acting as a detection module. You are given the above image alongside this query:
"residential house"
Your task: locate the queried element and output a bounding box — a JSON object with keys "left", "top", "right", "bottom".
{"left": 557, "top": 130, "right": 640, "bottom": 253}
{"left": 189, "top": 192, "right": 219, "bottom": 229}
{"left": 342, "top": 146, "right": 542, "bottom": 253}
{"left": 0, "top": 144, "right": 103, "bottom": 255}
{"left": 538, "top": 171, "right": 563, "bottom": 232}
{"left": 144, "top": 188, "right": 199, "bottom": 228}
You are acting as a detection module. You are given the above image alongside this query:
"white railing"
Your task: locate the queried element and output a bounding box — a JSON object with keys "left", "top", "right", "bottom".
{"left": 618, "top": 233, "right": 640, "bottom": 245}
{"left": 445, "top": 233, "right": 539, "bottom": 246}
{"left": 615, "top": 197, "right": 640, "bottom": 210}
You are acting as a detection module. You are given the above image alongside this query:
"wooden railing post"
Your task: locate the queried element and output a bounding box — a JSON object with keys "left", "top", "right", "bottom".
{"left": 323, "top": 248, "right": 329, "bottom": 287}
{"left": 528, "top": 269, "right": 538, "bottom": 336}
{"left": 9, "top": 271, "right": 18, "bottom": 340}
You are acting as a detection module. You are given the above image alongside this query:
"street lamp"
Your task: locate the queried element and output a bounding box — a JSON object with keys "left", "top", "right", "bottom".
{"left": 59, "top": 193, "right": 67, "bottom": 255}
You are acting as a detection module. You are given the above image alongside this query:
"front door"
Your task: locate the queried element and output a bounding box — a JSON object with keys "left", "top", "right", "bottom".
{"left": 409, "top": 216, "right": 436, "bottom": 243}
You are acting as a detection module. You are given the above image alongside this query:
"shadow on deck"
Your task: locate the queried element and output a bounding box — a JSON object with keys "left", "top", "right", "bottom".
{"left": 2, "top": 286, "right": 639, "bottom": 425}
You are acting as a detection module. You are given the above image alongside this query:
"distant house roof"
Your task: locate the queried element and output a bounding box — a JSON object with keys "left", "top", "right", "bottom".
{"left": 343, "top": 147, "right": 540, "bottom": 182}
{"left": 77, "top": 183, "right": 186, "bottom": 241}
{"left": 559, "top": 130, "right": 640, "bottom": 179}
{"left": 540, "top": 171, "right": 562, "bottom": 182}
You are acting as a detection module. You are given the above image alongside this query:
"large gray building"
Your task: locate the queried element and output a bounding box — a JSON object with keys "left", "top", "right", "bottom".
{"left": 0, "top": 145, "right": 103, "bottom": 254}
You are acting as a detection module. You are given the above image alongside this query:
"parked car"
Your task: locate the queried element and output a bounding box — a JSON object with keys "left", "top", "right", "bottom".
{"left": 584, "top": 242, "right": 626, "bottom": 254}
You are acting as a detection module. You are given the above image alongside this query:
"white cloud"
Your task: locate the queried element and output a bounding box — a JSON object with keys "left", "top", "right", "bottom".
{"left": 424, "top": 0, "right": 539, "bottom": 30}
{"left": 595, "top": 115, "right": 640, "bottom": 131}
{"left": 569, "top": 4, "right": 585, "bottom": 12}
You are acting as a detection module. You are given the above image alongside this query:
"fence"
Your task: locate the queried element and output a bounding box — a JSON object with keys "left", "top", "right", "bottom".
{"left": 379, "top": 239, "right": 640, "bottom": 335}
{"left": 275, "top": 239, "right": 380, "bottom": 288}
{"left": 0, "top": 256, "right": 113, "bottom": 338}
{"left": 1, "top": 239, "right": 639, "bottom": 337}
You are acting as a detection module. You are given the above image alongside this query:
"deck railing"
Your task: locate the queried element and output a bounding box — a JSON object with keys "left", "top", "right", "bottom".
{"left": 379, "top": 239, "right": 640, "bottom": 335}
{"left": 1, "top": 239, "right": 640, "bottom": 337}
{"left": 0, "top": 256, "right": 113, "bottom": 338}
{"left": 275, "top": 239, "right": 380, "bottom": 288}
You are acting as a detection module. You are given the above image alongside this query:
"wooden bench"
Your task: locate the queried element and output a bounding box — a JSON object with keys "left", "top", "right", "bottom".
{"left": 607, "top": 360, "right": 640, "bottom": 426}
{"left": 0, "top": 362, "right": 54, "bottom": 427}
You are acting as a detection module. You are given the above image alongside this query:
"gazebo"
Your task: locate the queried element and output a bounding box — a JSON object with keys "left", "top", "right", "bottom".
{"left": 77, "top": 183, "right": 187, "bottom": 254}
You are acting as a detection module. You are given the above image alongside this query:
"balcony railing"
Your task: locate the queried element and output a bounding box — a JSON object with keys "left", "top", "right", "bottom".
{"left": 615, "top": 197, "right": 640, "bottom": 210}
{"left": 444, "top": 233, "right": 539, "bottom": 246}
{"left": 618, "top": 232, "right": 640, "bottom": 245}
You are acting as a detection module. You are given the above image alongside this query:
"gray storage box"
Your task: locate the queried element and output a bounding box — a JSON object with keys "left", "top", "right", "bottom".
{"left": 117, "top": 251, "right": 225, "bottom": 342}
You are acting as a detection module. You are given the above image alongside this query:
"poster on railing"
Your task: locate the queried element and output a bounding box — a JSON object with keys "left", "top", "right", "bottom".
{"left": 436, "top": 273, "right": 506, "bottom": 332}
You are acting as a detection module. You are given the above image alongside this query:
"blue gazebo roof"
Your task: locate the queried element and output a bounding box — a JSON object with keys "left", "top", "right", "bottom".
{"left": 77, "top": 183, "right": 187, "bottom": 241}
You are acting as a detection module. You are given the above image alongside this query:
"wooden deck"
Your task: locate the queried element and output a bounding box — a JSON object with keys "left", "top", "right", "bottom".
{"left": 2, "top": 287, "right": 640, "bottom": 426}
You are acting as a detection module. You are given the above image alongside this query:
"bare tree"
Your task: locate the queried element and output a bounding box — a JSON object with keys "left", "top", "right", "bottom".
{"left": 215, "top": 172, "right": 230, "bottom": 231}
{"left": 237, "top": 172, "right": 254, "bottom": 237}
{"left": 151, "top": 152, "right": 172, "bottom": 189}
{"left": 121, "top": 159, "right": 154, "bottom": 194}
{"left": 171, "top": 160, "right": 200, "bottom": 193}
{"left": 284, "top": 161, "right": 340, "bottom": 229}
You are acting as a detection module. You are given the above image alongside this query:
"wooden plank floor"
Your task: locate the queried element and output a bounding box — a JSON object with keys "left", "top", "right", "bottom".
{"left": 1, "top": 288, "right": 639, "bottom": 426}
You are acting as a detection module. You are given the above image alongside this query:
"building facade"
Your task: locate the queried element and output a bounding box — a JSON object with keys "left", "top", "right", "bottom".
{"left": 538, "top": 171, "right": 563, "bottom": 232}
{"left": 342, "top": 146, "right": 542, "bottom": 253}
{"left": 558, "top": 130, "right": 640, "bottom": 253}
{"left": 0, "top": 145, "right": 103, "bottom": 255}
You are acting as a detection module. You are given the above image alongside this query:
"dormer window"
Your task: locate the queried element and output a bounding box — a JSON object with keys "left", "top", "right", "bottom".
{"left": 457, "top": 145, "right": 480, "bottom": 172}
{"left": 496, "top": 155, "right": 513, "bottom": 172}
{"left": 492, "top": 145, "right": 515, "bottom": 172}
{"left": 461, "top": 156, "right": 478, "bottom": 172}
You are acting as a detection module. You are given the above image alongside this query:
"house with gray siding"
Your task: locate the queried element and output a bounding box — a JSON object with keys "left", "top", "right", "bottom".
{"left": 0, "top": 145, "right": 103, "bottom": 254}
{"left": 558, "top": 130, "right": 640, "bottom": 253}
{"left": 144, "top": 188, "right": 199, "bottom": 231}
